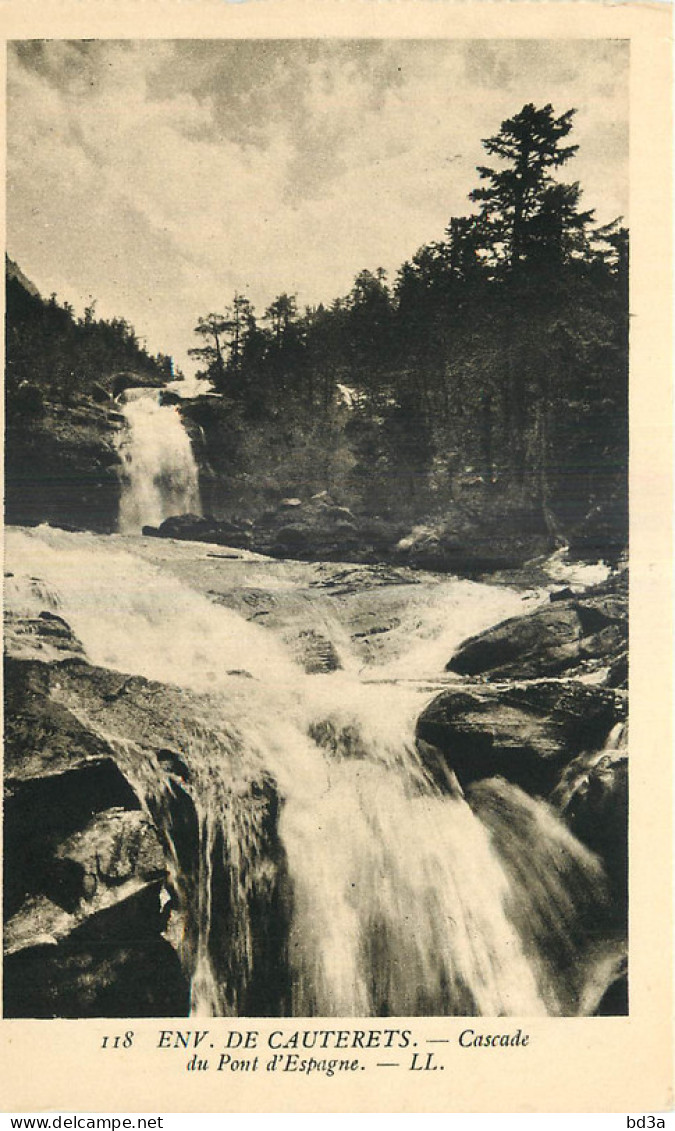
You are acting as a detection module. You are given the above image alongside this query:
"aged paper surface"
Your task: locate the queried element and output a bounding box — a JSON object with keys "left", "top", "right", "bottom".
{"left": 1, "top": 0, "right": 672, "bottom": 1115}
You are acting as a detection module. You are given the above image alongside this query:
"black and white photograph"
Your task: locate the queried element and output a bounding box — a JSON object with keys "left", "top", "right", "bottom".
{"left": 2, "top": 34, "right": 635, "bottom": 1028}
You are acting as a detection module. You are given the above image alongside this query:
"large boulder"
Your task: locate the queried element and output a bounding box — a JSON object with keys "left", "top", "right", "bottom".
{"left": 4, "top": 608, "right": 288, "bottom": 1017}
{"left": 50, "top": 808, "right": 166, "bottom": 908}
{"left": 251, "top": 495, "right": 363, "bottom": 561}
{"left": 3, "top": 607, "right": 86, "bottom": 663}
{"left": 416, "top": 681, "right": 626, "bottom": 797}
{"left": 144, "top": 512, "right": 252, "bottom": 549}
{"left": 447, "top": 570, "right": 627, "bottom": 681}
{"left": 3, "top": 685, "right": 189, "bottom": 1020}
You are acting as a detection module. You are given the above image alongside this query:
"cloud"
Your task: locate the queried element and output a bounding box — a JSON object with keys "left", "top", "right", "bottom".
{"left": 7, "top": 39, "right": 628, "bottom": 373}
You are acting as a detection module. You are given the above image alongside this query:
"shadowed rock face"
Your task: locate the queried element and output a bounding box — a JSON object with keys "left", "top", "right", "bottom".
{"left": 5, "top": 536, "right": 628, "bottom": 1018}
{"left": 141, "top": 498, "right": 555, "bottom": 577}
{"left": 3, "top": 613, "right": 286, "bottom": 1018}
{"left": 5, "top": 402, "right": 125, "bottom": 533}
{"left": 416, "top": 682, "right": 625, "bottom": 797}
{"left": 3, "top": 647, "right": 188, "bottom": 1017}
{"left": 446, "top": 571, "right": 627, "bottom": 683}
{"left": 144, "top": 495, "right": 364, "bottom": 563}
{"left": 415, "top": 565, "right": 628, "bottom": 977}
{"left": 4, "top": 932, "right": 189, "bottom": 1019}
{"left": 552, "top": 744, "right": 628, "bottom": 914}
{"left": 143, "top": 512, "right": 253, "bottom": 549}
{"left": 5, "top": 756, "right": 142, "bottom": 918}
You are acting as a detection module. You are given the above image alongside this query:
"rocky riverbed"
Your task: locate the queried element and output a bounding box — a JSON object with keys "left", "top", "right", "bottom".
{"left": 4, "top": 528, "right": 628, "bottom": 1017}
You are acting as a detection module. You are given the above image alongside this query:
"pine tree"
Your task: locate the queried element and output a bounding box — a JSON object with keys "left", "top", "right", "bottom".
{"left": 469, "top": 103, "right": 593, "bottom": 277}
{"left": 188, "top": 313, "right": 229, "bottom": 389}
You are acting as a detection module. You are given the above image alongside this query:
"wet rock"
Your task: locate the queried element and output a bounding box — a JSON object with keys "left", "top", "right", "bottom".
{"left": 159, "top": 389, "right": 182, "bottom": 406}
{"left": 4, "top": 616, "right": 287, "bottom": 1018}
{"left": 416, "top": 681, "right": 625, "bottom": 797}
{"left": 146, "top": 512, "right": 252, "bottom": 549}
{"left": 5, "top": 758, "right": 142, "bottom": 919}
{"left": 415, "top": 739, "right": 464, "bottom": 797}
{"left": 90, "top": 382, "right": 112, "bottom": 405}
{"left": 3, "top": 609, "right": 85, "bottom": 661}
{"left": 550, "top": 587, "right": 575, "bottom": 602}
{"left": 308, "top": 563, "right": 420, "bottom": 595}
{"left": 286, "top": 629, "right": 341, "bottom": 674}
{"left": 594, "top": 967, "right": 628, "bottom": 1016}
{"left": 4, "top": 894, "right": 77, "bottom": 954}
{"left": 552, "top": 744, "right": 628, "bottom": 915}
{"left": 3, "top": 692, "right": 184, "bottom": 1016}
{"left": 149, "top": 512, "right": 218, "bottom": 540}
{"left": 54, "top": 808, "right": 166, "bottom": 898}
{"left": 447, "top": 570, "right": 627, "bottom": 681}
{"left": 4, "top": 932, "right": 189, "bottom": 1018}
{"left": 140, "top": 489, "right": 387, "bottom": 566}
{"left": 309, "top": 719, "right": 369, "bottom": 760}
{"left": 4, "top": 657, "right": 122, "bottom": 782}
{"left": 448, "top": 604, "right": 587, "bottom": 677}
{"left": 70, "top": 878, "right": 170, "bottom": 942}
{"left": 155, "top": 749, "right": 190, "bottom": 780}
{"left": 252, "top": 497, "right": 362, "bottom": 561}
{"left": 3, "top": 646, "right": 184, "bottom": 1012}
{"left": 5, "top": 400, "right": 123, "bottom": 533}
{"left": 606, "top": 650, "right": 628, "bottom": 689}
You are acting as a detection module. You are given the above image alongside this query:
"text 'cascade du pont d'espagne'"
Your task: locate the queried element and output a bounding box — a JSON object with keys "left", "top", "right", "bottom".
{"left": 99, "top": 1028, "right": 533, "bottom": 1078}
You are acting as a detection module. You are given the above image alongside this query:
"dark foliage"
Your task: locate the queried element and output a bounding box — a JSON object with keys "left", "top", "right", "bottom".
{"left": 5, "top": 261, "right": 172, "bottom": 414}
{"left": 187, "top": 105, "right": 628, "bottom": 548}
{"left": 5, "top": 104, "right": 628, "bottom": 555}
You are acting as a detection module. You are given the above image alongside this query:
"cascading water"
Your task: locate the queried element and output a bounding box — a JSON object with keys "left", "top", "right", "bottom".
{"left": 5, "top": 525, "right": 621, "bottom": 1018}
{"left": 117, "top": 387, "right": 201, "bottom": 533}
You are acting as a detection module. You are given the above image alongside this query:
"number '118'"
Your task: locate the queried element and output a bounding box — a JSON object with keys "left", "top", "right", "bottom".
{"left": 101, "top": 1031, "right": 135, "bottom": 1049}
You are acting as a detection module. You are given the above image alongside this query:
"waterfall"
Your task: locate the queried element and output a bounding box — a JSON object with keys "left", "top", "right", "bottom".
{"left": 6, "top": 525, "right": 620, "bottom": 1018}
{"left": 117, "top": 387, "right": 201, "bottom": 533}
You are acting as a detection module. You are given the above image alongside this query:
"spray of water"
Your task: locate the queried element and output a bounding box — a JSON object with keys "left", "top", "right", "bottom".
{"left": 5, "top": 525, "right": 619, "bottom": 1017}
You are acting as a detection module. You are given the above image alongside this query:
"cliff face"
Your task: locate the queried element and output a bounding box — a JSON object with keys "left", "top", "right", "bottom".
{"left": 6, "top": 256, "right": 41, "bottom": 298}
{"left": 5, "top": 258, "right": 170, "bottom": 533}
{"left": 5, "top": 400, "right": 126, "bottom": 533}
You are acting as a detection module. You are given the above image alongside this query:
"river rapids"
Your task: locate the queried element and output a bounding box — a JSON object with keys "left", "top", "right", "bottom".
{"left": 3, "top": 388, "right": 622, "bottom": 1018}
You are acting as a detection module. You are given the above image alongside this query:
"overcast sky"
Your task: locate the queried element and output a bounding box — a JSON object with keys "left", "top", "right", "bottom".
{"left": 7, "top": 39, "right": 628, "bottom": 374}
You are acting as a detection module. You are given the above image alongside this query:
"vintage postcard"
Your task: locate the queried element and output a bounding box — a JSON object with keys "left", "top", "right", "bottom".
{"left": 1, "top": 0, "right": 672, "bottom": 1115}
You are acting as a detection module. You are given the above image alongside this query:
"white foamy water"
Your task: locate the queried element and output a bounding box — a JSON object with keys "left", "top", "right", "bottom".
{"left": 544, "top": 548, "right": 611, "bottom": 589}
{"left": 5, "top": 525, "right": 619, "bottom": 1017}
{"left": 117, "top": 387, "right": 201, "bottom": 533}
